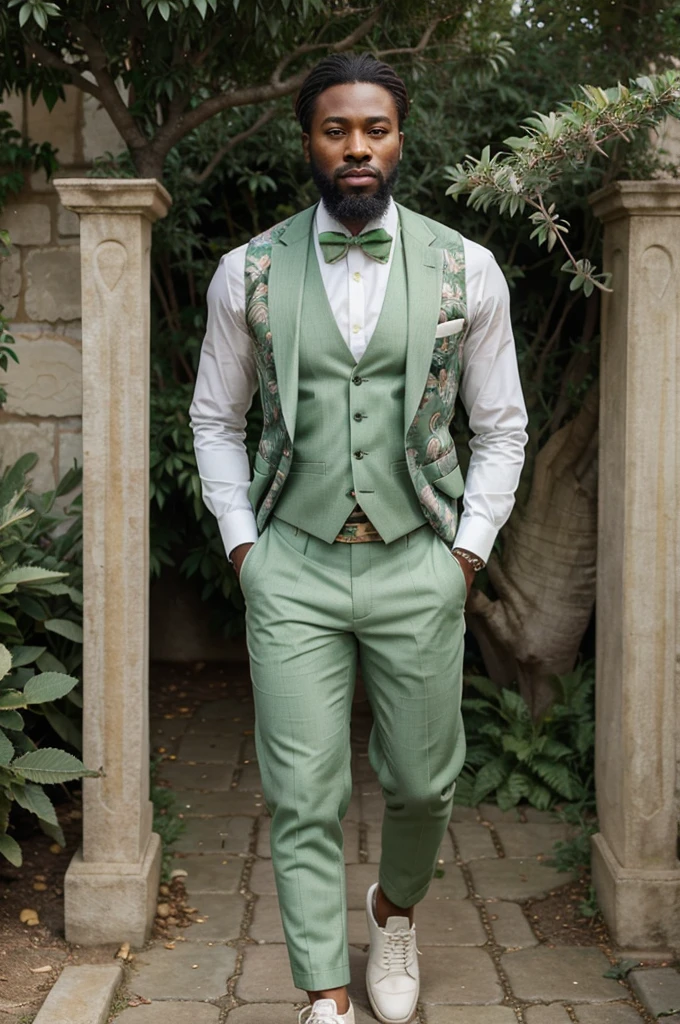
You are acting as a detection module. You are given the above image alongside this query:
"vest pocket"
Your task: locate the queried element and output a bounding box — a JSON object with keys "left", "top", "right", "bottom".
{"left": 433, "top": 464, "right": 465, "bottom": 499}
{"left": 420, "top": 447, "right": 465, "bottom": 499}
{"left": 390, "top": 460, "right": 408, "bottom": 475}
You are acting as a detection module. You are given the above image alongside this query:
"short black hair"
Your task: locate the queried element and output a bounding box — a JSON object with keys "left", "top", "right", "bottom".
{"left": 295, "top": 53, "right": 410, "bottom": 134}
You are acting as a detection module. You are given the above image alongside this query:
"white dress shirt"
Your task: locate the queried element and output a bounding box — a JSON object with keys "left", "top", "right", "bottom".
{"left": 189, "top": 198, "right": 528, "bottom": 563}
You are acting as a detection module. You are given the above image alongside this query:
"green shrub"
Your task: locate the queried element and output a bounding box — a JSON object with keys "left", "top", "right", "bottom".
{"left": 455, "top": 664, "right": 594, "bottom": 811}
{"left": 0, "top": 454, "right": 98, "bottom": 866}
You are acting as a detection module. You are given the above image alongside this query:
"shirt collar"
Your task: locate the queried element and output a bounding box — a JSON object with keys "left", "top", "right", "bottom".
{"left": 316, "top": 196, "right": 398, "bottom": 238}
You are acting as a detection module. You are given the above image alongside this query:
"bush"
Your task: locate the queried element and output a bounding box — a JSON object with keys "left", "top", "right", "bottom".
{"left": 0, "top": 454, "right": 98, "bottom": 866}
{"left": 455, "top": 663, "right": 595, "bottom": 811}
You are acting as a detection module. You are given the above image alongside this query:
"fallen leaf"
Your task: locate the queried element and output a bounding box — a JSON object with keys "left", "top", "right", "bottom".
{"left": 116, "top": 942, "right": 131, "bottom": 961}
{"left": 32, "top": 882, "right": 47, "bottom": 892}
{"left": 49, "top": 844, "right": 62, "bottom": 855}
{"left": 19, "top": 909, "right": 39, "bottom": 925}
{"left": 29, "top": 966, "right": 53, "bottom": 974}
{"left": 170, "top": 869, "right": 187, "bottom": 879}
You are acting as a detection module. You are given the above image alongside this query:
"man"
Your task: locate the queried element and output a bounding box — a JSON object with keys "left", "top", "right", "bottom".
{"left": 190, "top": 52, "right": 527, "bottom": 1024}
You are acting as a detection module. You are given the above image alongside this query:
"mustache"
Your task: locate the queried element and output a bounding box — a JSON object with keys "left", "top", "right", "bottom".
{"left": 334, "top": 163, "right": 382, "bottom": 182}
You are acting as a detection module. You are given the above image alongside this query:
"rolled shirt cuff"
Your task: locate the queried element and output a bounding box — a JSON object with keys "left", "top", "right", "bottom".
{"left": 217, "top": 508, "right": 259, "bottom": 562}
{"left": 452, "top": 514, "right": 499, "bottom": 566}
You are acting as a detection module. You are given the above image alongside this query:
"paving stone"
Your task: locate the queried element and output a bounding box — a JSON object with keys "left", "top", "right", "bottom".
{"left": 502, "top": 948, "right": 625, "bottom": 1002}
{"left": 150, "top": 717, "right": 190, "bottom": 741}
{"left": 237, "top": 764, "right": 266, "bottom": 791}
{"left": 360, "top": 790, "right": 384, "bottom": 823}
{"left": 236, "top": 944, "right": 304, "bottom": 1002}
{"left": 174, "top": 816, "right": 253, "bottom": 854}
{"left": 493, "top": 823, "right": 571, "bottom": 859}
{"left": 416, "top": 897, "right": 486, "bottom": 945}
{"left": 132, "top": 942, "right": 236, "bottom": 1000}
{"left": 184, "top": 716, "right": 249, "bottom": 738}
{"left": 452, "top": 822, "right": 498, "bottom": 861}
{"left": 32, "top": 964, "right": 121, "bottom": 1024}
{"left": 250, "top": 895, "right": 285, "bottom": 942}
{"left": 469, "top": 858, "right": 571, "bottom": 901}
{"left": 363, "top": 823, "right": 454, "bottom": 865}
{"left": 116, "top": 1001, "right": 220, "bottom": 1023}
{"left": 629, "top": 968, "right": 680, "bottom": 1018}
{"left": 177, "top": 732, "right": 242, "bottom": 763}
{"left": 159, "top": 762, "right": 237, "bottom": 791}
{"left": 477, "top": 803, "right": 525, "bottom": 823}
{"left": 575, "top": 1003, "right": 646, "bottom": 1024}
{"left": 184, "top": 894, "right": 245, "bottom": 940}
{"left": 419, "top": 947, "right": 503, "bottom": 1004}
{"left": 451, "top": 804, "right": 482, "bottom": 822}
{"left": 182, "top": 853, "right": 244, "bottom": 896}
{"left": 427, "top": 1008, "right": 517, "bottom": 1024}
{"left": 524, "top": 1006, "right": 571, "bottom": 1024}
{"left": 197, "top": 698, "right": 255, "bottom": 719}
{"left": 250, "top": 858, "right": 277, "bottom": 895}
{"left": 348, "top": 908, "right": 369, "bottom": 945}
{"left": 423, "top": 863, "right": 469, "bottom": 902}
{"left": 487, "top": 901, "right": 538, "bottom": 949}
{"left": 257, "top": 817, "right": 271, "bottom": 857}
{"left": 346, "top": 863, "right": 380, "bottom": 909}
{"left": 180, "top": 791, "right": 266, "bottom": 817}
{"left": 344, "top": 820, "right": 361, "bottom": 863}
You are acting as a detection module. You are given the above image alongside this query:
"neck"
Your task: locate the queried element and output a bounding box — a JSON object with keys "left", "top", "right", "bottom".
{"left": 339, "top": 217, "right": 371, "bottom": 237}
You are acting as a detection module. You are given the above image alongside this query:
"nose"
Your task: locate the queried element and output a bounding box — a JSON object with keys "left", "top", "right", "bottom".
{"left": 344, "top": 129, "right": 371, "bottom": 163}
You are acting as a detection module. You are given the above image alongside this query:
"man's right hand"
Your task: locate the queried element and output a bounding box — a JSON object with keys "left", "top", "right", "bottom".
{"left": 230, "top": 542, "right": 255, "bottom": 578}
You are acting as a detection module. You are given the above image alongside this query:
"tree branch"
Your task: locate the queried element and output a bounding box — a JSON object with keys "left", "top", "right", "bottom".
{"left": 24, "top": 37, "right": 102, "bottom": 101}
{"left": 375, "top": 17, "right": 444, "bottom": 58}
{"left": 271, "top": 7, "right": 382, "bottom": 86}
{"left": 191, "top": 107, "right": 278, "bottom": 184}
{"left": 68, "top": 18, "right": 148, "bottom": 152}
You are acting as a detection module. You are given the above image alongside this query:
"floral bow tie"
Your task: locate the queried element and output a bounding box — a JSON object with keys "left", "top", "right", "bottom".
{"left": 318, "top": 228, "right": 393, "bottom": 264}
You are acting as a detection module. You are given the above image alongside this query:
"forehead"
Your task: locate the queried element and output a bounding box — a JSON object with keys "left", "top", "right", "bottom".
{"left": 310, "top": 81, "right": 399, "bottom": 127}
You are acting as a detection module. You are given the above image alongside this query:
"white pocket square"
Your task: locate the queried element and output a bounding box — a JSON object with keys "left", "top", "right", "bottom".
{"left": 435, "top": 318, "right": 465, "bottom": 339}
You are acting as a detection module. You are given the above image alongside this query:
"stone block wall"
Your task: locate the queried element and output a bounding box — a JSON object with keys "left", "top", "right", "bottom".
{"left": 0, "top": 86, "right": 124, "bottom": 495}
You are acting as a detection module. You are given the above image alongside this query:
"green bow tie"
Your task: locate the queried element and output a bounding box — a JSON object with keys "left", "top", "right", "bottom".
{"left": 318, "top": 228, "right": 393, "bottom": 265}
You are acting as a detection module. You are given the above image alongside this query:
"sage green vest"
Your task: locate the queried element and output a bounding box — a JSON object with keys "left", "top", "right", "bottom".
{"left": 273, "top": 230, "right": 427, "bottom": 544}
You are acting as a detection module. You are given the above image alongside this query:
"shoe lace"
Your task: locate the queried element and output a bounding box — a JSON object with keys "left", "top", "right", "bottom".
{"left": 380, "top": 927, "right": 415, "bottom": 972}
{"left": 298, "top": 1006, "right": 341, "bottom": 1024}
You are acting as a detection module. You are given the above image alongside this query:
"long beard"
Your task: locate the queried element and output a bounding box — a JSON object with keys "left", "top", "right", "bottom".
{"left": 310, "top": 155, "right": 399, "bottom": 223}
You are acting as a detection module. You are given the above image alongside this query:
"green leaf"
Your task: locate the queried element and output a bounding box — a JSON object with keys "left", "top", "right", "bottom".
{"left": 10, "top": 748, "right": 99, "bottom": 784}
{"left": 0, "top": 611, "right": 18, "bottom": 629}
{"left": 0, "top": 690, "right": 26, "bottom": 710}
{"left": 9, "top": 646, "right": 46, "bottom": 668}
{"left": 0, "top": 832, "right": 22, "bottom": 866}
{"left": 11, "top": 780, "right": 59, "bottom": 826}
{"left": 23, "top": 672, "right": 79, "bottom": 705}
{"left": 37, "top": 815, "right": 65, "bottom": 847}
{"left": 0, "top": 567, "right": 66, "bottom": 587}
{"left": 18, "top": 4, "right": 32, "bottom": 29}
{"left": 35, "top": 651, "right": 66, "bottom": 673}
{"left": 0, "top": 730, "right": 14, "bottom": 766}
{"left": 41, "top": 703, "right": 82, "bottom": 750}
{"left": 0, "top": 644, "right": 11, "bottom": 681}
{"left": 0, "top": 709, "right": 24, "bottom": 730}
{"left": 44, "top": 619, "right": 83, "bottom": 643}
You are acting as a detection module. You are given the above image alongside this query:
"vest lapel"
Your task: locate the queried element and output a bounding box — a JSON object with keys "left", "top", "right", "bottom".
{"left": 269, "top": 205, "right": 316, "bottom": 441}
{"left": 398, "top": 204, "right": 444, "bottom": 436}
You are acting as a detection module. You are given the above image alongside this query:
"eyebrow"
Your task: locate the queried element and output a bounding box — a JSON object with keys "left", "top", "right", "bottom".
{"left": 320, "top": 115, "right": 394, "bottom": 127}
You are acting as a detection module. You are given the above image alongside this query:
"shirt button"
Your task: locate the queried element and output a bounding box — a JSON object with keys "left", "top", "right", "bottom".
{"left": 353, "top": 450, "right": 365, "bottom": 460}
{"left": 346, "top": 489, "right": 356, "bottom": 499}
{"left": 353, "top": 412, "right": 364, "bottom": 422}
{"left": 353, "top": 272, "right": 361, "bottom": 282}
{"left": 352, "top": 324, "right": 361, "bottom": 334}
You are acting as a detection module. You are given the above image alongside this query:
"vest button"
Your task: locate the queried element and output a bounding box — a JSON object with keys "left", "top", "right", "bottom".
{"left": 352, "top": 375, "right": 362, "bottom": 385}
{"left": 346, "top": 489, "right": 356, "bottom": 499}
{"left": 353, "top": 450, "right": 365, "bottom": 460}
{"left": 353, "top": 412, "right": 364, "bottom": 422}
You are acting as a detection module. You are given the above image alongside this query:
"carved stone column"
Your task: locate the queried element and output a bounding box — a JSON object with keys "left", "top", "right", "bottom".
{"left": 590, "top": 181, "right": 680, "bottom": 948}
{"left": 53, "top": 179, "right": 172, "bottom": 945}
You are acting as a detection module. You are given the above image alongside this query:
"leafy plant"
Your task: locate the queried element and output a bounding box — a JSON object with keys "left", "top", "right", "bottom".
{"left": 455, "top": 664, "right": 595, "bottom": 811}
{"left": 0, "top": 457, "right": 97, "bottom": 866}
{"left": 151, "top": 756, "right": 186, "bottom": 881}
{"left": 445, "top": 71, "right": 680, "bottom": 294}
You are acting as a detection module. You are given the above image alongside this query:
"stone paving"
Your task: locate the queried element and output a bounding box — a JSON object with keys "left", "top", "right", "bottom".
{"left": 111, "top": 691, "right": 678, "bottom": 1024}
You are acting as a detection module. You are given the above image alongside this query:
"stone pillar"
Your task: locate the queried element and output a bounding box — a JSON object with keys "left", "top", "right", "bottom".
{"left": 590, "top": 181, "right": 680, "bottom": 949}
{"left": 53, "top": 179, "right": 172, "bottom": 946}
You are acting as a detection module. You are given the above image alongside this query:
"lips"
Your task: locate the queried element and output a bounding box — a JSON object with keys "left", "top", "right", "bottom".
{"left": 341, "top": 169, "right": 376, "bottom": 183}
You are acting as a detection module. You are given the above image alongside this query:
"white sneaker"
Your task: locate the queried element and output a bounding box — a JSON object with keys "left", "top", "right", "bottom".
{"left": 365, "top": 883, "right": 419, "bottom": 1024}
{"left": 298, "top": 998, "right": 355, "bottom": 1024}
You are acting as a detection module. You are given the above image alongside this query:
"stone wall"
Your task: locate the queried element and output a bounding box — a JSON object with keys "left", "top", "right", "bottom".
{"left": 0, "top": 87, "right": 124, "bottom": 495}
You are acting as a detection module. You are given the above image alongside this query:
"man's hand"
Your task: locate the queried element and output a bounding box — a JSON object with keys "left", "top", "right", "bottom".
{"left": 453, "top": 552, "right": 476, "bottom": 598}
{"left": 230, "top": 542, "right": 255, "bottom": 578}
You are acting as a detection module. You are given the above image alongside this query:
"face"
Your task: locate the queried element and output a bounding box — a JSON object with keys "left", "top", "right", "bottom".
{"left": 303, "top": 81, "right": 404, "bottom": 225}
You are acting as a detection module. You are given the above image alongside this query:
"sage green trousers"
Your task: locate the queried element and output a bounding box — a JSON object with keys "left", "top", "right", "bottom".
{"left": 241, "top": 516, "right": 467, "bottom": 991}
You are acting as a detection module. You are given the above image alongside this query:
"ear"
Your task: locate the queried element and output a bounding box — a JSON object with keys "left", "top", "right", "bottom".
{"left": 399, "top": 132, "right": 404, "bottom": 159}
{"left": 302, "top": 132, "right": 311, "bottom": 164}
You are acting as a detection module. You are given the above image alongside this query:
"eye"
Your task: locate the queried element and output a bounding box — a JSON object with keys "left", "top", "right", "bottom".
{"left": 326, "top": 129, "right": 345, "bottom": 137}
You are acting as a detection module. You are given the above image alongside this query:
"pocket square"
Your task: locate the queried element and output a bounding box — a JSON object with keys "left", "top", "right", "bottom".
{"left": 435, "top": 318, "right": 465, "bottom": 339}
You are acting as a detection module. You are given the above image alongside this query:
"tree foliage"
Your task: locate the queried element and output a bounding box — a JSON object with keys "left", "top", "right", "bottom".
{"left": 0, "top": 0, "right": 515, "bottom": 178}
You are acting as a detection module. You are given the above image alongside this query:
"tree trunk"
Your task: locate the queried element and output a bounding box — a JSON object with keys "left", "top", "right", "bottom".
{"left": 466, "top": 383, "right": 599, "bottom": 718}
